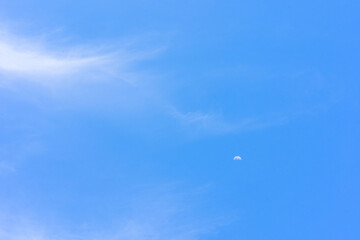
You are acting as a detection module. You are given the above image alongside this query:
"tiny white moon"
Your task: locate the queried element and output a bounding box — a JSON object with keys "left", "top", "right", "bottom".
{"left": 233, "top": 156, "right": 242, "bottom": 160}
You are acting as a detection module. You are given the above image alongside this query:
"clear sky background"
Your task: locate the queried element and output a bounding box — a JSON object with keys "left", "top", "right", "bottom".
{"left": 0, "top": 1, "right": 359, "bottom": 239}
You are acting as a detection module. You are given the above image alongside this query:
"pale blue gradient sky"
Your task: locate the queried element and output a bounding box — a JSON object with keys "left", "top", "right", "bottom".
{"left": 0, "top": 1, "right": 359, "bottom": 239}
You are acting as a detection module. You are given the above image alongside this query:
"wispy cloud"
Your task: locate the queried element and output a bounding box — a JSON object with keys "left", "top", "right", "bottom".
{"left": 0, "top": 27, "right": 166, "bottom": 118}
{"left": 0, "top": 184, "right": 223, "bottom": 240}
{"left": 0, "top": 29, "right": 157, "bottom": 87}
{"left": 0, "top": 218, "right": 211, "bottom": 240}
{"left": 170, "top": 109, "right": 214, "bottom": 125}
{"left": 168, "top": 106, "right": 286, "bottom": 135}
{"left": 0, "top": 40, "right": 102, "bottom": 76}
{"left": 0, "top": 27, "right": 288, "bottom": 136}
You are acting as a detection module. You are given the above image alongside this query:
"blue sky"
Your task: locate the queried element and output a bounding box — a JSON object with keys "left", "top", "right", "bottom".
{"left": 0, "top": 0, "right": 359, "bottom": 239}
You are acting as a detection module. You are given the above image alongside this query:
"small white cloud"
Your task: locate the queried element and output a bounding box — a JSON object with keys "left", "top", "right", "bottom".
{"left": 233, "top": 156, "right": 242, "bottom": 160}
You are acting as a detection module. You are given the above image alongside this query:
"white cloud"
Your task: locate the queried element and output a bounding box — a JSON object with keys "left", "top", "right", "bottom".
{"left": 0, "top": 184, "right": 222, "bottom": 240}
{"left": 0, "top": 40, "right": 102, "bottom": 76}
{"left": 0, "top": 29, "right": 153, "bottom": 87}
{"left": 0, "top": 27, "right": 288, "bottom": 136}
{"left": 233, "top": 156, "right": 242, "bottom": 160}
{"left": 0, "top": 27, "right": 167, "bottom": 117}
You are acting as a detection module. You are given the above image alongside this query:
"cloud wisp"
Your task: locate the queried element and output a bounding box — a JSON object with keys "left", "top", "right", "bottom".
{"left": 0, "top": 184, "right": 222, "bottom": 240}
{"left": 0, "top": 40, "right": 102, "bottom": 76}
{"left": 168, "top": 106, "right": 287, "bottom": 135}
{"left": 0, "top": 27, "right": 288, "bottom": 136}
{"left": 0, "top": 29, "right": 155, "bottom": 87}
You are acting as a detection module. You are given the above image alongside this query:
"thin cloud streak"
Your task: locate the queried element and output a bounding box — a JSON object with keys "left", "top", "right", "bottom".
{"left": 0, "top": 28, "right": 288, "bottom": 136}
{"left": 0, "top": 40, "right": 103, "bottom": 76}
{"left": 168, "top": 105, "right": 290, "bottom": 135}
{"left": 0, "top": 29, "right": 154, "bottom": 86}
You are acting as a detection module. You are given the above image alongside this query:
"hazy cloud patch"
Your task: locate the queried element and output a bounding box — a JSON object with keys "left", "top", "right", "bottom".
{"left": 0, "top": 29, "right": 158, "bottom": 88}
{"left": 0, "top": 184, "right": 224, "bottom": 240}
